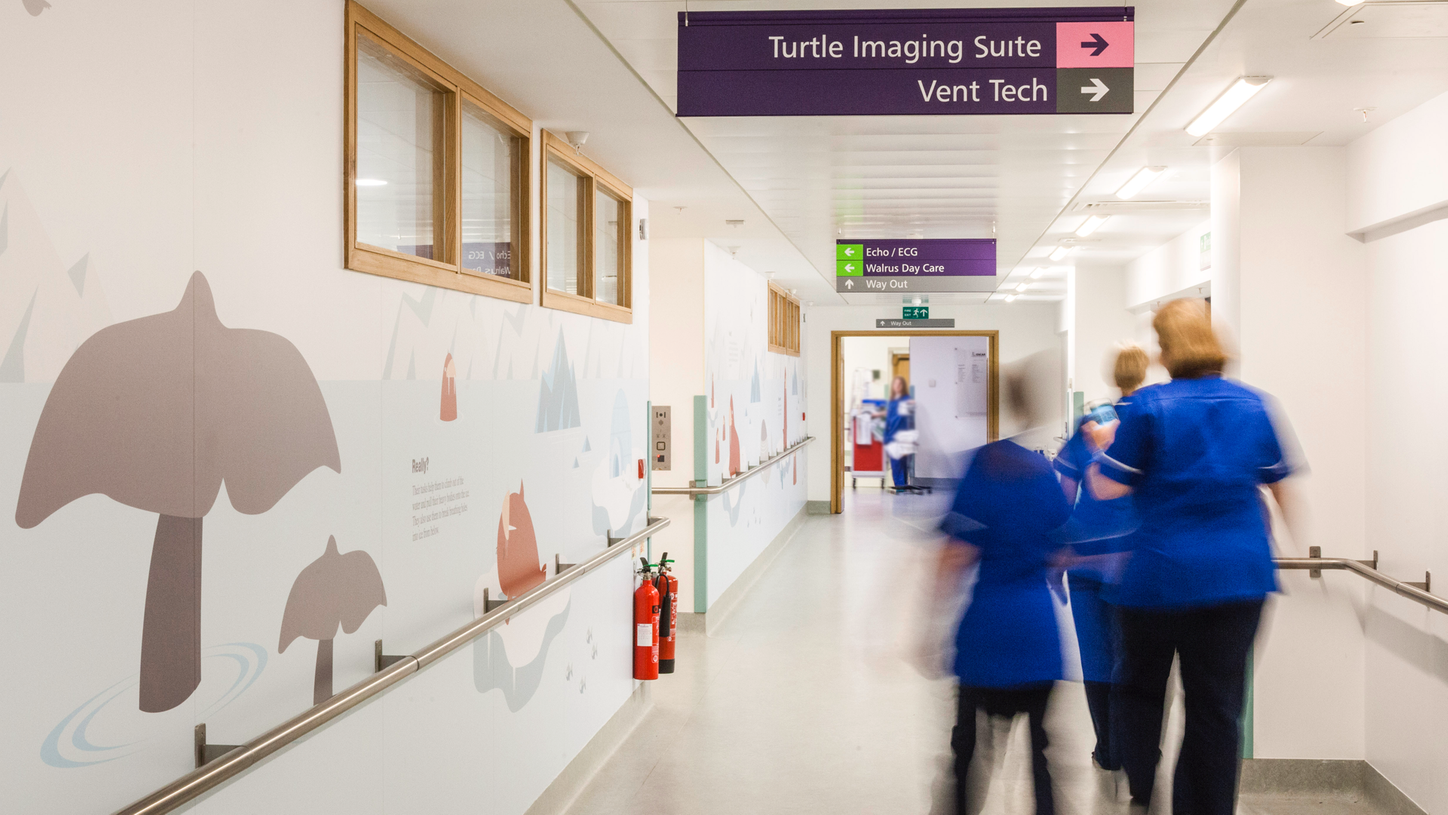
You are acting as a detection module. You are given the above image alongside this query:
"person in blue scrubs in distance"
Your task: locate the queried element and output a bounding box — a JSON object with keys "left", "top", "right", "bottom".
{"left": 1054, "top": 344, "right": 1149, "bottom": 777}
{"left": 884, "top": 375, "right": 912, "bottom": 489}
{"left": 1083, "top": 299, "right": 1302, "bottom": 815}
{"left": 927, "top": 360, "right": 1072, "bottom": 815}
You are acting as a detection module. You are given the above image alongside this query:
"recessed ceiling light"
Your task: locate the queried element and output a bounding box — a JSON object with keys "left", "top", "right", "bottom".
{"left": 1336, "top": 0, "right": 1363, "bottom": 6}
{"left": 1048, "top": 246, "right": 1071, "bottom": 261}
{"left": 1076, "top": 215, "right": 1109, "bottom": 237}
{"left": 355, "top": 178, "right": 387, "bottom": 187}
{"left": 1016, "top": 283, "right": 1029, "bottom": 292}
{"left": 1028, "top": 268, "right": 1043, "bottom": 279}
{"left": 1186, "top": 77, "right": 1272, "bottom": 137}
{"left": 1115, "top": 166, "right": 1166, "bottom": 199}
{"left": 1005, "top": 294, "right": 1017, "bottom": 303}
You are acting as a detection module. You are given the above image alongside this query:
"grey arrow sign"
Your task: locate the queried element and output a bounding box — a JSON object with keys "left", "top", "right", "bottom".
{"left": 1056, "top": 68, "right": 1134, "bottom": 114}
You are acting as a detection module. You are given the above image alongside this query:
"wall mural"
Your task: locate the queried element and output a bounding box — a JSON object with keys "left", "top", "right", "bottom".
{"left": 1, "top": 14, "right": 654, "bottom": 813}
{"left": 536, "top": 335, "right": 581, "bottom": 432}
{"left": 440, "top": 353, "right": 458, "bottom": 422}
{"left": 699, "top": 242, "right": 808, "bottom": 606}
{"left": 15, "top": 271, "right": 340, "bottom": 713}
{"left": 496, "top": 484, "right": 545, "bottom": 597}
{"left": 278, "top": 536, "right": 387, "bottom": 705}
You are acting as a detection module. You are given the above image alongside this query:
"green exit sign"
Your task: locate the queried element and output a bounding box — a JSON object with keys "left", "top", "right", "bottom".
{"left": 903, "top": 306, "right": 929, "bottom": 319}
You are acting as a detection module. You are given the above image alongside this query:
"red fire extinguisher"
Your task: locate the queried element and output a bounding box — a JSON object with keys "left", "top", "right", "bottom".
{"left": 655, "top": 554, "right": 678, "bottom": 674}
{"left": 633, "top": 558, "right": 660, "bottom": 681}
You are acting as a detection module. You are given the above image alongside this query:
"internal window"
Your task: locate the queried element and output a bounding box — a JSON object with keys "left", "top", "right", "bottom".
{"left": 540, "top": 131, "right": 634, "bottom": 323}
{"left": 346, "top": 2, "right": 532, "bottom": 303}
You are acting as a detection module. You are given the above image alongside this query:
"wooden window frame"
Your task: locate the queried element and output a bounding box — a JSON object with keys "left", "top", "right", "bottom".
{"left": 345, "top": 2, "right": 533, "bottom": 304}
{"left": 539, "top": 130, "right": 633, "bottom": 324}
{"left": 767, "top": 282, "right": 800, "bottom": 356}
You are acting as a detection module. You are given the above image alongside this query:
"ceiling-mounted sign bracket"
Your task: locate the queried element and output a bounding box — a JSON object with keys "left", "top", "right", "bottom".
{"left": 676, "top": 7, "right": 1135, "bottom": 117}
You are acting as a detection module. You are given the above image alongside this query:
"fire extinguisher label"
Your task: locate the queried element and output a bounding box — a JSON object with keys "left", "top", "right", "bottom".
{"left": 637, "top": 624, "right": 652, "bottom": 647}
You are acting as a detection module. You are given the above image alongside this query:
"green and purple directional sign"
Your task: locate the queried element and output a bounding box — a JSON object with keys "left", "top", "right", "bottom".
{"left": 836, "top": 239, "right": 997, "bottom": 293}
{"left": 677, "top": 7, "right": 1134, "bottom": 117}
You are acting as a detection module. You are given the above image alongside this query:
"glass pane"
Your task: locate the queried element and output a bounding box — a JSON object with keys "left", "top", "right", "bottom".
{"left": 355, "top": 36, "right": 444, "bottom": 259}
{"left": 461, "top": 100, "right": 519, "bottom": 278}
{"left": 594, "top": 191, "right": 623, "bottom": 305}
{"left": 546, "top": 160, "right": 584, "bottom": 294}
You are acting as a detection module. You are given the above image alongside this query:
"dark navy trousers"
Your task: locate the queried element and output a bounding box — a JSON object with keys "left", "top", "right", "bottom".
{"left": 1116, "top": 599, "right": 1263, "bottom": 815}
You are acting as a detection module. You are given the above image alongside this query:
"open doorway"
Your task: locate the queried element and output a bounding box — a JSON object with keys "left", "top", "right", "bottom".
{"left": 830, "top": 330, "right": 999, "bottom": 514}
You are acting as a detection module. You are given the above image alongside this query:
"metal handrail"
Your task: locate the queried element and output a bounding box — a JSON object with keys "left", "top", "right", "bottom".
{"left": 112, "top": 515, "right": 672, "bottom": 815}
{"left": 652, "top": 436, "right": 816, "bottom": 496}
{"left": 1276, "top": 548, "right": 1446, "bottom": 615}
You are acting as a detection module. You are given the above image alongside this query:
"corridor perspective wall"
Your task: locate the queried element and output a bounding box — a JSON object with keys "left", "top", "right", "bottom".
{"left": 0, "top": 3, "right": 652, "bottom": 814}
{"left": 700, "top": 242, "right": 807, "bottom": 609}
{"left": 1350, "top": 90, "right": 1448, "bottom": 815}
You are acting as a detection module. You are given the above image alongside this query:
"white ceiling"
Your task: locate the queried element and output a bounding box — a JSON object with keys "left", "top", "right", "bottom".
{"left": 573, "top": 0, "right": 1448, "bottom": 302}
{"left": 375, "top": 0, "right": 1448, "bottom": 306}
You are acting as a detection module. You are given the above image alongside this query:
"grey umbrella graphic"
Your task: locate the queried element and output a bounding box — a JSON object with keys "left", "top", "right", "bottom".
{"left": 15, "top": 271, "right": 340, "bottom": 712}
{"left": 279, "top": 536, "right": 386, "bottom": 705}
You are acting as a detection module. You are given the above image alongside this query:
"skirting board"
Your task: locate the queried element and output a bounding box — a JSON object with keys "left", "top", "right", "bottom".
{"left": 806, "top": 500, "right": 832, "bottom": 515}
{"left": 523, "top": 683, "right": 653, "bottom": 815}
{"left": 1238, "top": 759, "right": 1426, "bottom": 815}
{"left": 677, "top": 506, "right": 809, "bottom": 637}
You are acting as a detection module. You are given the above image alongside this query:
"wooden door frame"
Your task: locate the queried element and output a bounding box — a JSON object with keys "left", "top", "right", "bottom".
{"left": 890, "top": 351, "right": 909, "bottom": 384}
{"left": 831, "top": 330, "right": 1000, "bottom": 514}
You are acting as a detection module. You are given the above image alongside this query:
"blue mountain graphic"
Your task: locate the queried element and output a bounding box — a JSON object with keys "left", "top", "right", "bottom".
{"left": 750, "top": 364, "right": 762, "bottom": 403}
{"left": 536, "top": 335, "right": 582, "bottom": 432}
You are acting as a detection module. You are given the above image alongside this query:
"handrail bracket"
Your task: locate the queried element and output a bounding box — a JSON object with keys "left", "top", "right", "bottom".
{"left": 374, "top": 639, "right": 408, "bottom": 672}
{"left": 194, "top": 724, "right": 241, "bottom": 769}
{"left": 483, "top": 587, "right": 508, "bottom": 612}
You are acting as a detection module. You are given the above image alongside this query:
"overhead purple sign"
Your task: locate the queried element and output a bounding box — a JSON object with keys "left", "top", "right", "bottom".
{"left": 677, "top": 7, "right": 1134, "bottom": 117}
{"left": 836, "top": 239, "right": 997, "bottom": 293}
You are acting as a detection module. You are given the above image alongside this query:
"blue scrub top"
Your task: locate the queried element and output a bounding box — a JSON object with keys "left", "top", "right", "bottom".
{"left": 885, "top": 397, "right": 910, "bottom": 443}
{"left": 941, "top": 440, "right": 1071, "bottom": 688}
{"left": 1097, "top": 376, "right": 1295, "bottom": 610}
{"left": 1054, "top": 398, "right": 1140, "bottom": 559}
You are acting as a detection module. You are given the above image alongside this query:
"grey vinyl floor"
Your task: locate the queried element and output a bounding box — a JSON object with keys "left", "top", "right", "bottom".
{"left": 563, "top": 488, "right": 1372, "bottom": 815}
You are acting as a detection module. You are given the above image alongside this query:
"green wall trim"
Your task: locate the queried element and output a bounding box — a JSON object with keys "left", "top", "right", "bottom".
{"left": 693, "top": 395, "right": 708, "bottom": 612}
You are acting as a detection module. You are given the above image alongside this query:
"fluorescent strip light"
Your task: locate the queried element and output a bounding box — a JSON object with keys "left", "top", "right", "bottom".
{"left": 1076, "top": 215, "right": 1109, "bottom": 237}
{"left": 1005, "top": 294, "right": 1017, "bottom": 303}
{"left": 355, "top": 178, "right": 388, "bottom": 187}
{"left": 1186, "top": 77, "right": 1272, "bottom": 137}
{"left": 1029, "top": 268, "right": 1043, "bottom": 280}
{"left": 1335, "top": 0, "right": 1363, "bottom": 5}
{"left": 1015, "top": 283, "right": 1029, "bottom": 293}
{"left": 1048, "top": 246, "right": 1071, "bottom": 261}
{"left": 1115, "top": 166, "right": 1166, "bottom": 200}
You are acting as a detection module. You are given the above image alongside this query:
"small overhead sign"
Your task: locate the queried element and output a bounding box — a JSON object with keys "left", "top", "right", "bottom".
{"left": 903, "top": 306, "right": 929, "bottom": 319}
{"left": 677, "top": 7, "right": 1134, "bottom": 117}
{"left": 877, "top": 319, "right": 956, "bottom": 328}
{"left": 836, "top": 238, "right": 996, "bottom": 292}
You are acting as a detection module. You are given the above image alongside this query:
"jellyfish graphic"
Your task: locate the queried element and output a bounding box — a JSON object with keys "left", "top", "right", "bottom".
{"left": 15, "top": 272, "right": 340, "bottom": 712}
{"left": 278, "top": 537, "right": 386, "bottom": 705}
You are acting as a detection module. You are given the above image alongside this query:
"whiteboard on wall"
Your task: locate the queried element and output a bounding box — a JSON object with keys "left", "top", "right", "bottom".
{"left": 910, "top": 336, "right": 990, "bottom": 480}
{"left": 956, "top": 348, "right": 988, "bottom": 416}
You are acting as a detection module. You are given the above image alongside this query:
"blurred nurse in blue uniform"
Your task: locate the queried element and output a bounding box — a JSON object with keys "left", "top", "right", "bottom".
{"left": 1083, "top": 299, "right": 1301, "bottom": 815}
{"left": 928, "top": 359, "right": 1071, "bottom": 815}
{"left": 884, "top": 375, "right": 912, "bottom": 488}
{"left": 1053, "top": 344, "right": 1149, "bottom": 775}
